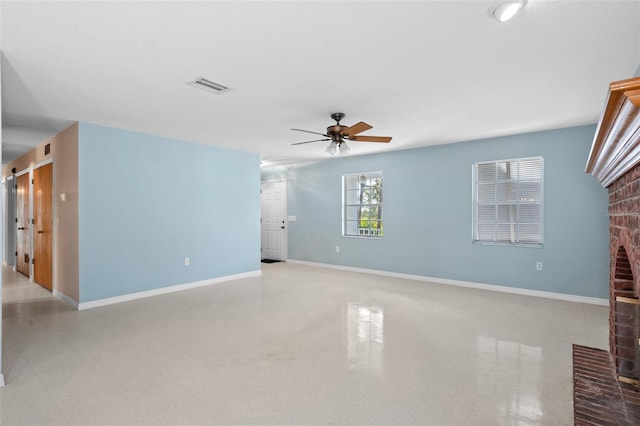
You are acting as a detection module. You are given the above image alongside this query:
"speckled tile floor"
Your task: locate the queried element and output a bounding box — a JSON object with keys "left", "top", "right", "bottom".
{"left": 0, "top": 262, "right": 608, "bottom": 425}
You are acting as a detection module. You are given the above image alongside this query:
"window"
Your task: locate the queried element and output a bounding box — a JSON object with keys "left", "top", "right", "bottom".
{"left": 343, "top": 172, "right": 383, "bottom": 237}
{"left": 473, "top": 157, "right": 543, "bottom": 246}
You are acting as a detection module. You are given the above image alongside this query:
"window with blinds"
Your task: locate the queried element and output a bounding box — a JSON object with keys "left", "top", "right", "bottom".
{"left": 473, "top": 157, "right": 543, "bottom": 246}
{"left": 343, "top": 172, "right": 383, "bottom": 237}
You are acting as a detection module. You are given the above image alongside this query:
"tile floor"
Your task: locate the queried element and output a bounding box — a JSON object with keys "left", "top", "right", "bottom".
{"left": 0, "top": 262, "right": 608, "bottom": 425}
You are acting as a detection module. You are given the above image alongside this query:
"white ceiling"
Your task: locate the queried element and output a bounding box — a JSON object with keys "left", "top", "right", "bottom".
{"left": 2, "top": 0, "right": 639, "bottom": 166}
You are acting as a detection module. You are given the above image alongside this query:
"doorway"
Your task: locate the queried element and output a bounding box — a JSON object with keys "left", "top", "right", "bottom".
{"left": 261, "top": 180, "right": 287, "bottom": 261}
{"left": 15, "top": 172, "right": 30, "bottom": 277}
{"left": 11, "top": 163, "right": 53, "bottom": 291}
{"left": 33, "top": 163, "right": 53, "bottom": 290}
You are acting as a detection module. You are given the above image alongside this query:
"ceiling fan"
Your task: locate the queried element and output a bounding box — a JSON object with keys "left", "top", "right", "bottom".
{"left": 291, "top": 113, "right": 392, "bottom": 155}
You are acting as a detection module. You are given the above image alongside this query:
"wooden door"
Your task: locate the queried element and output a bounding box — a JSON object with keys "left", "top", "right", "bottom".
{"left": 261, "top": 181, "right": 287, "bottom": 261}
{"left": 16, "top": 173, "right": 30, "bottom": 277}
{"left": 33, "top": 163, "right": 53, "bottom": 291}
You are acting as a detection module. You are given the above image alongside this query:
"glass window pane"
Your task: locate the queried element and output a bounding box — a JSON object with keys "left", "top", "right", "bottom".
{"left": 497, "top": 204, "right": 517, "bottom": 222}
{"left": 346, "top": 189, "right": 359, "bottom": 204}
{"left": 370, "top": 206, "right": 381, "bottom": 219}
{"left": 362, "top": 188, "right": 373, "bottom": 203}
{"left": 345, "top": 175, "right": 360, "bottom": 191}
{"left": 519, "top": 182, "right": 540, "bottom": 201}
{"left": 476, "top": 223, "right": 495, "bottom": 241}
{"left": 346, "top": 206, "right": 358, "bottom": 221}
{"left": 519, "top": 158, "right": 542, "bottom": 180}
{"left": 477, "top": 205, "right": 495, "bottom": 222}
{"left": 477, "top": 184, "right": 495, "bottom": 202}
{"left": 519, "top": 204, "right": 540, "bottom": 223}
{"left": 345, "top": 221, "right": 358, "bottom": 235}
{"left": 477, "top": 163, "right": 496, "bottom": 182}
{"left": 496, "top": 224, "right": 515, "bottom": 242}
{"left": 370, "top": 188, "right": 382, "bottom": 204}
{"left": 507, "top": 161, "right": 519, "bottom": 180}
{"left": 360, "top": 206, "right": 370, "bottom": 222}
{"left": 519, "top": 224, "right": 541, "bottom": 243}
{"left": 497, "top": 161, "right": 514, "bottom": 180}
{"left": 496, "top": 182, "right": 517, "bottom": 202}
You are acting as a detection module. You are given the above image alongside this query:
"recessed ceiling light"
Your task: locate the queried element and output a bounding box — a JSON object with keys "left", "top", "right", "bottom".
{"left": 188, "top": 77, "right": 231, "bottom": 94}
{"left": 490, "top": 1, "right": 526, "bottom": 23}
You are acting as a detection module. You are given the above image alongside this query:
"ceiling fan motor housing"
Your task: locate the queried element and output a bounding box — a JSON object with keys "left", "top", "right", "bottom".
{"left": 327, "top": 124, "right": 348, "bottom": 143}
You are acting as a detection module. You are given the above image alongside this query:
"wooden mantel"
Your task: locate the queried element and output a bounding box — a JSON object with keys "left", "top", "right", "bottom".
{"left": 586, "top": 77, "right": 640, "bottom": 188}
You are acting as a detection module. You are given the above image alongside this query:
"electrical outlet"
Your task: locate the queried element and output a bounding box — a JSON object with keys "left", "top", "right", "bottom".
{"left": 536, "top": 262, "right": 543, "bottom": 271}
{"left": 336, "top": 245, "right": 340, "bottom": 253}
{"left": 184, "top": 257, "right": 190, "bottom": 266}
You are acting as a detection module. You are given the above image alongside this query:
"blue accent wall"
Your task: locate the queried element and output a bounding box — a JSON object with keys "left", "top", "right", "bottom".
{"left": 263, "top": 125, "right": 610, "bottom": 298}
{"left": 78, "top": 123, "right": 260, "bottom": 302}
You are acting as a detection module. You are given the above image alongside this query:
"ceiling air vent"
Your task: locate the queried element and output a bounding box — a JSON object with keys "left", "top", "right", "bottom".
{"left": 188, "top": 77, "right": 231, "bottom": 95}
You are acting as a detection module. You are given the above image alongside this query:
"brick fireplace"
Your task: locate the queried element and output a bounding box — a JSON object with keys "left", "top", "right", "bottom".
{"left": 609, "top": 168, "right": 640, "bottom": 384}
{"left": 579, "top": 76, "right": 640, "bottom": 424}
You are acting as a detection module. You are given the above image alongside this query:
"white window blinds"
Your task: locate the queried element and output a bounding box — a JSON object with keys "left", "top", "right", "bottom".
{"left": 473, "top": 157, "right": 543, "bottom": 246}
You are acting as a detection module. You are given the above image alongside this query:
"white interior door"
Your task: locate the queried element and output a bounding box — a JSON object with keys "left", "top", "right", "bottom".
{"left": 261, "top": 180, "right": 287, "bottom": 261}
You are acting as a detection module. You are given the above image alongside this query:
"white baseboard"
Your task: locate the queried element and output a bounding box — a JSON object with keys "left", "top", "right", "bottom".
{"left": 77, "top": 270, "right": 262, "bottom": 310}
{"left": 286, "top": 259, "right": 608, "bottom": 306}
{"left": 53, "top": 289, "right": 79, "bottom": 310}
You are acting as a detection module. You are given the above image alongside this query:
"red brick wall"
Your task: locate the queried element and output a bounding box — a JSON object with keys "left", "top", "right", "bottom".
{"left": 608, "top": 161, "right": 640, "bottom": 372}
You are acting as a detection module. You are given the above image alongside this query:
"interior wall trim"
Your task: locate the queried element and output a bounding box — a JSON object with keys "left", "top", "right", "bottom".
{"left": 53, "top": 289, "right": 78, "bottom": 309}
{"left": 14, "top": 168, "right": 29, "bottom": 178}
{"left": 77, "top": 270, "right": 262, "bottom": 310}
{"left": 586, "top": 76, "right": 640, "bottom": 187}
{"left": 287, "top": 259, "right": 609, "bottom": 306}
{"left": 33, "top": 158, "right": 54, "bottom": 170}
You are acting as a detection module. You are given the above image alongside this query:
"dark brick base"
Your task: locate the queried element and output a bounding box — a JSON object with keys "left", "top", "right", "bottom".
{"left": 573, "top": 344, "right": 640, "bottom": 425}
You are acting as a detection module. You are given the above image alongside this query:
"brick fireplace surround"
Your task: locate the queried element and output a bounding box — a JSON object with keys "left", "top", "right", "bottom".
{"left": 579, "top": 76, "right": 640, "bottom": 424}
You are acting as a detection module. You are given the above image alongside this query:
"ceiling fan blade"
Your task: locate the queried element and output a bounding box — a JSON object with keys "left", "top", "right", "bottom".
{"left": 349, "top": 135, "right": 392, "bottom": 143}
{"left": 291, "top": 138, "right": 331, "bottom": 145}
{"left": 291, "top": 128, "right": 329, "bottom": 137}
{"left": 342, "top": 121, "right": 372, "bottom": 137}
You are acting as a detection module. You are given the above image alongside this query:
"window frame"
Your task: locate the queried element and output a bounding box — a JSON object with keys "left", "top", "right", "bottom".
{"left": 342, "top": 171, "right": 383, "bottom": 239}
{"left": 472, "top": 156, "right": 543, "bottom": 248}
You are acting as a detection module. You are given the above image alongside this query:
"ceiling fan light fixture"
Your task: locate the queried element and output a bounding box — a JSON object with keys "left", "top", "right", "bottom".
{"left": 326, "top": 141, "right": 338, "bottom": 155}
{"left": 490, "top": 0, "right": 526, "bottom": 23}
{"left": 339, "top": 142, "right": 350, "bottom": 155}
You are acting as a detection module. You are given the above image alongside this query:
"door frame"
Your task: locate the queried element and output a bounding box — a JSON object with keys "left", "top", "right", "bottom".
{"left": 260, "top": 179, "right": 288, "bottom": 261}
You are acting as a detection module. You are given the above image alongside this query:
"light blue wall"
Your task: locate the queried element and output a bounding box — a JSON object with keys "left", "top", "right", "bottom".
{"left": 78, "top": 123, "right": 261, "bottom": 302}
{"left": 263, "top": 124, "right": 610, "bottom": 298}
